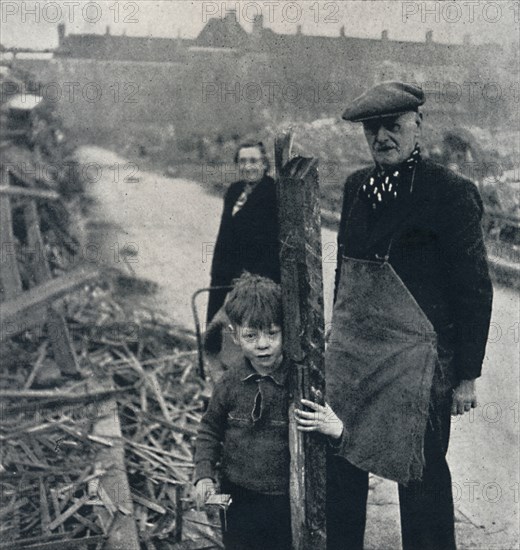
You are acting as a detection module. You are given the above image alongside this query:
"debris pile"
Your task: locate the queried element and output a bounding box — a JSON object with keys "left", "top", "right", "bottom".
{"left": 1, "top": 277, "right": 221, "bottom": 548}
{"left": 1, "top": 65, "right": 221, "bottom": 548}
{"left": 68, "top": 284, "right": 213, "bottom": 546}
{"left": 0, "top": 407, "right": 115, "bottom": 548}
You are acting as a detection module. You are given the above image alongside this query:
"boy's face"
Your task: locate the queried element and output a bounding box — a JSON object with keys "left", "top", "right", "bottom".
{"left": 233, "top": 323, "right": 283, "bottom": 373}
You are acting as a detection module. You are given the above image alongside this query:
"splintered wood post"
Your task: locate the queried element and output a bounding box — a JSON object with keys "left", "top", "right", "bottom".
{"left": 24, "top": 200, "right": 81, "bottom": 376}
{"left": 0, "top": 166, "right": 23, "bottom": 300}
{"left": 275, "top": 132, "right": 327, "bottom": 550}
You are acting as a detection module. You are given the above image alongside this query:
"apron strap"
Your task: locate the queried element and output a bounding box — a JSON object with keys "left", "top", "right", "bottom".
{"left": 375, "top": 235, "right": 395, "bottom": 263}
{"left": 374, "top": 165, "right": 417, "bottom": 263}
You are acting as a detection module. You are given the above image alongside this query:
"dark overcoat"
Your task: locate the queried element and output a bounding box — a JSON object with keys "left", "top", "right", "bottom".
{"left": 207, "top": 175, "right": 280, "bottom": 322}
{"left": 334, "top": 158, "right": 493, "bottom": 384}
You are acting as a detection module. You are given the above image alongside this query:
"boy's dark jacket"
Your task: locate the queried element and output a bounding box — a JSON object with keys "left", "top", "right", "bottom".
{"left": 207, "top": 176, "right": 280, "bottom": 322}
{"left": 335, "top": 159, "right": 493, "bottom": 383}
{"left": 194, "top": 359, "right": 290, "bottom": 495}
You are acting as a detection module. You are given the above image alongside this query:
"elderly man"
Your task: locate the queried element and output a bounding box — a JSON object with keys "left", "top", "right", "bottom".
{"left": 326, "top": 82, "right": 493, "bottom": 550}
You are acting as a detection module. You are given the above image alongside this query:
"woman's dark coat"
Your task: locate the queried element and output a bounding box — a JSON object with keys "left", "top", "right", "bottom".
{"left": 207, "top": 175, "right": 280, "bottom": 322}
{"left": 335, "top": 159, "right": 493, "bottom": 383}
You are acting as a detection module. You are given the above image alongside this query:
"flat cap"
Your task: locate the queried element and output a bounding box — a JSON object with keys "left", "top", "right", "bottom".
{"left": 342, "top": 81, "right": 425, "bottom": 122}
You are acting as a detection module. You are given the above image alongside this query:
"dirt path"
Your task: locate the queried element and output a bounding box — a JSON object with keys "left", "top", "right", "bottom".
{"left": 79, "top": 145, "right": 519, "bottom": 550}
{"left": 77, "top": 146, "right": 337, "bottom": 329}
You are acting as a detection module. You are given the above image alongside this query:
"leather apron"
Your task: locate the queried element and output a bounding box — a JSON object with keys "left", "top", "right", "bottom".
{"left": 326, "top": 239, "right": 438, "bottom": 486}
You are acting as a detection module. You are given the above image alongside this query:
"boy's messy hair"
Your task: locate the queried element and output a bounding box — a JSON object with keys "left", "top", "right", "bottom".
{"left": 225, "top": 272, "right": 282, "bottom": 329}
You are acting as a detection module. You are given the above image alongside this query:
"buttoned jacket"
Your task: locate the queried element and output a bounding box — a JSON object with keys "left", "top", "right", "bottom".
{"left": 194, "top": 359, "right": 290, "bottom": 494}
{"left": 334, "top": 159, "right": 493, "bottom": 383}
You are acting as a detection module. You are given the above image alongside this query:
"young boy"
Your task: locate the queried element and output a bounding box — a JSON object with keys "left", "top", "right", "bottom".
{"left": 193, "top": 272, "right": 343, "bottom": 550}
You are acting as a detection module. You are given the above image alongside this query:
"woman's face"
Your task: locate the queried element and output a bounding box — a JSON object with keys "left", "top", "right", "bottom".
{"left": 238, "top": 146, "right": 265, "bottom": 184}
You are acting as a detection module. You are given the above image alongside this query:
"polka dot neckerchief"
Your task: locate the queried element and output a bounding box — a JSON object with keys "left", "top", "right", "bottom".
{"left": 360, "top": 145, "right": 422, "bottom": 211}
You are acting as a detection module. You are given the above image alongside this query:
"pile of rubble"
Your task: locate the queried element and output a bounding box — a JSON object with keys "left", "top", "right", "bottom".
{"left": 1, "top": 65, "right": 221, "bottom": 549}
{"left": 1, "top": 283, "right": 218, "bottom": 548}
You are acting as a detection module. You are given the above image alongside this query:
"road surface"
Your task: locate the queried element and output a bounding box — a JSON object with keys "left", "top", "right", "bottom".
{"left": 80, "top": 146, "right": 519, "bottom": 550}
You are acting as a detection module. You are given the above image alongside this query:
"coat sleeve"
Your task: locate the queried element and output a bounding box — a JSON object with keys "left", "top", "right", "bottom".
{"left": 207, "top": 188, "right": 235, "bottom": 322}
{"left": 439, "top": 177, "right": 493, "bottom": 381}
{"left": 193, "top": 376, "right": 230, "bottom": 483}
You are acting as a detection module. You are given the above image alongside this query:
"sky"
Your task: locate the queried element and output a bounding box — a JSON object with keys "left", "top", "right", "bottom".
{"left": 1, "top": 0, "right": 519, "bottom": 49}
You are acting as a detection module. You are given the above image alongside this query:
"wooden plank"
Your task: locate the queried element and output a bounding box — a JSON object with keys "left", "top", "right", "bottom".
{"left": 0, "top": 264, "right": 100, "bottom": 341}
{"left": 170, "top": 540, "right": 217, "bottom": 550}
{"left": 275, "top": 134, "right": 327, "bottom": 550}
{"left": 0, "top": 167, "right": 23, "bottom": 301}
{"left": 47, "top": 495, "right": 90, "bottom": 531}
{"left": 90, "top": 381, "right": 140, "bottom": 550}
{"left": 39, "top": 477, "right": 51, "bottom": 534}
{"left": 2, "top": 145, "right": 56, "bottom": 188}
{"left": 23, "top": 201, "right": 52, "bottom": 281}
{"left": 0, "top": 535, "right": 107, "bottom": 550}
{"left": 0, "top": 186, "right": 60, "bottom": 201}
{"left": 46, "top": 308, "right": 82, "bottom": 376}
{"left": 24, "top": 200, "right": 82, "bottom": 375}
{"left": 131, "top": 493, "right": 166, "bottom": 515}
{"left": 24, "top": 342, "right": 48, "bottom": 389}
{"left": 174, "top": 485, "right": 183, "bottom": 543}
{"left": 0, "top": 386, "right": 128, "bottom": 400}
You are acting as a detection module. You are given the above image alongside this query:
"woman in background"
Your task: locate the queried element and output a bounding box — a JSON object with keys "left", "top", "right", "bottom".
{"left": 204, "top": 141, "right": 280, "bottom": 381}
{"left": 206, "top": 141, "right": 280, "bottom": 323}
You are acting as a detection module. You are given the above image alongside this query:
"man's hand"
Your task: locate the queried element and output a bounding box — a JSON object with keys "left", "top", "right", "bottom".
{"left": 194, "top": 478, "right": 216, "bottom": 509}
{"left": 295, "top": 399, "right": 344, "bottom": 439}
{"left": 452, "top": 379, "right": 477, "bottom": 415}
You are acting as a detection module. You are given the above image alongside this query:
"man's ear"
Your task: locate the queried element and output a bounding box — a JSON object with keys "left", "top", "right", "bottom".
{"left": 414, "top": 111, "right": 423, "bottom": 141}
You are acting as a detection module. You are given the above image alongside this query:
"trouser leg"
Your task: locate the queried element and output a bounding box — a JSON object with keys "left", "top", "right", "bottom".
{"left": 221, "top": 481, "right": 291, "bottom": 550}
{"left": 327, "top": 452, "right": 369, "bottom": 550}
{"left": 398, "top": 394, "right": 456, "bottom": 550}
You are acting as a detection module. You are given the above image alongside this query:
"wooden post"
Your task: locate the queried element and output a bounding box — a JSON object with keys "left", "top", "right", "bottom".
{"left": 0, "top": 165, "right": 82, "bottom": 376}
{"left": 90, "top": 380, "right": 141, "bottom": 550}
{"left": 24, "top": 200, "right": 82, "bottom": 376}
{"left": 275, "top": 132, "right": 326, "bottom": 550}
{"left": 0, "top": 166, "right": 23, "bottom": 301}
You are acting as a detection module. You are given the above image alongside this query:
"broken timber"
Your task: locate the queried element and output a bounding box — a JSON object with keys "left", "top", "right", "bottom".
{"left": 0, "top": 264, "right": 100, "bottom": 342}
{"left": 89, "top": 380, "right": 141, "bottom": 550}
{"left": 275, "top": 131, "right": 327, "bottom": 550}
{"left": 0, "top": 165, "right": 97, "bottom": 375}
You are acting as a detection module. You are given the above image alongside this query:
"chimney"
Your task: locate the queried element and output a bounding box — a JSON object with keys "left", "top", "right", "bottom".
{"left": 381, "top": 30, "right": 388, "bottom": 41}
{"left": 463, "top": 34, "right": 471, "bottom": 46}
{"left": 296, "top": 24, "right": 302, "bottom": 35}
{"left": 340, "top": 25, "right": 345, "bottom": 37}
{"left": 226, "top": 8, "right": 238, "bottom": 21}
{"left": 426, "top": 30, "right": 433, "bottom": 43}
{"left": 105, "top": 25, "right": 110, "bottom": 35}
{"left": 57, "top": 23, "right": 66, "bottom": 45}
{"left": 252, "top": 13, "right": 263, "bottom": 35}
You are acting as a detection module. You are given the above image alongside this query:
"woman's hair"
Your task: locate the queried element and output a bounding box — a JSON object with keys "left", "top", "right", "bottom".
{"left": 233, "top": 141, "right": 271, "bottom": 173}
{"left": 225, "top": 272, "right": 282, "bottom": 329}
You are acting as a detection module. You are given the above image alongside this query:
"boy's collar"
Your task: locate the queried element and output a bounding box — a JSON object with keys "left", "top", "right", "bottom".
{"left": 240, "top": 358, "right": 288, "bottom": 387}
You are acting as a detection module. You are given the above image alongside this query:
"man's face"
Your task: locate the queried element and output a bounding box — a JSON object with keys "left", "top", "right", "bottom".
{"left": 362, "top": 111, "right": 421, "bottom": 168}
{"left": 238, "top": 146, "right": 265, "bottom": 184}
{"left": 233, "top": 323, "right": 283, "bottom": 374}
